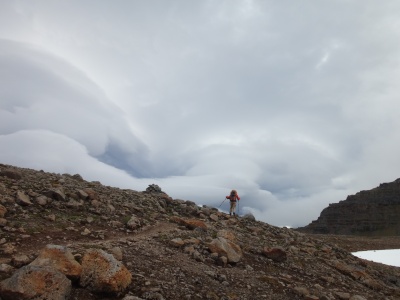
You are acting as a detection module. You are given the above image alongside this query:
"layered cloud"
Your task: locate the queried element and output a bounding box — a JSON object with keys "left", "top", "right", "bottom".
{"left": 1, "top": 1, "right": 400, "bottom": 227}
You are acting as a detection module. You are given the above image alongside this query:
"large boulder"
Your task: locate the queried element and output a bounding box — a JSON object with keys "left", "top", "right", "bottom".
{"left": 0, "top": 265, "right": 71, "bottom": 300}
{"left": 207, "top": 237, "right": 242, "bottom": 263}
{"left": 30, "top": 244, "right": 82, "bottom": 280}
{"left": 80, "top": 249, "right": 132, "bottom": 294}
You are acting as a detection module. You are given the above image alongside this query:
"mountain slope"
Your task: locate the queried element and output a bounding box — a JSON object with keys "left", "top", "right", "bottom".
{"left": 0, "top": 163, "right": 400, "bottom": 299}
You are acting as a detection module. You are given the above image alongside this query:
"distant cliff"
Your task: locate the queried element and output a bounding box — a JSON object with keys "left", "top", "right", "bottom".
{"left": 297, "top": 179, "right": 400, "bottom": 236}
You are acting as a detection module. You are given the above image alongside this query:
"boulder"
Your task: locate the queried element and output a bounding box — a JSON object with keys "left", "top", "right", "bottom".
{"left": 11, "top": 255, "right": 30, "bottom": 268}
{"left": 126, "top": 215, "right": 141, "bottom": 230}
{"left": 83, "top": 188, "right": 98, "bottom": 200}
{"left": 16, "top": 191, "right": 32, "bottom": 206}
{"left": 262, "top": 247, "right": 287, "bottom": 262}
{"left": 0, "top": 264, "right": 14, "bottom": 274}
{"left": 77, "top": 189, "right": 89, "bottom": 200}
{"left": 0, "top": 265, "right": 71, "bottom": 300}
{"left": 80, "top": 249, "right": 132, "bottom": 294}
{"left": 207, "top": 237, "right": 242, "bottom": 263}
{"left": 45, "top": 188, "right": 66, "bottom": 201}
{"left": 217, "top": 230, "right": 236, "bottom": 242}
{"left": 243, "top": 213, "right": 256, "bottom": 221}
{"left": 35, "top": 195, "right": 48, "bottom": 206}
{"left": 30, "top": 244, "right": 82, "bottom": 280}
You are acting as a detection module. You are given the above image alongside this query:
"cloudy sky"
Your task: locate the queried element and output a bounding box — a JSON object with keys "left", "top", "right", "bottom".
{"left": 1, "top": 1, "right": 400, "bottom": 227}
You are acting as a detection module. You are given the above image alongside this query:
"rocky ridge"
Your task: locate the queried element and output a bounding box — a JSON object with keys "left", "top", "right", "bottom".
{"left": 297, "top": 179, "right": 400, "bottom": 236}
{"left": 0, "top": 163, "right": 400, "bottom": 299}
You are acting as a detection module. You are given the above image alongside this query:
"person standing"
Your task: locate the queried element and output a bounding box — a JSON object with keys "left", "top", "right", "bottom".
{"left": 226, "top": 189, "right": 240, "bottom": 216}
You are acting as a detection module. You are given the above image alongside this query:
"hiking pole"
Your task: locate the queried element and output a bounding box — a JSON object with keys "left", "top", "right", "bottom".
{"left": 237, "top": 200, "right": 240, "bottom": 216}
{"left": 218, "top": 198, "right": 227, "bottom": 208}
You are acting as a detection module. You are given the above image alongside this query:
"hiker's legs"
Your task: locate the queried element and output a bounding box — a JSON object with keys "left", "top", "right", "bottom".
{"left": 230, "top": 201, "right": 236, "bottom": 215}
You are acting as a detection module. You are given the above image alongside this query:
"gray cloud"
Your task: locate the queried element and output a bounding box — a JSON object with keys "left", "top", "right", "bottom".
{"left": 1, "top": 1, "right": 400, "bottom": 227}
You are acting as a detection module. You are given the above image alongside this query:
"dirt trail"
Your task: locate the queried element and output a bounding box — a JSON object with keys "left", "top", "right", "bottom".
{"left": 67, "top": 221, "right": 178, "bottom": 250}
{"left": 10, "top": 221, "right": 178, "bottom": 258}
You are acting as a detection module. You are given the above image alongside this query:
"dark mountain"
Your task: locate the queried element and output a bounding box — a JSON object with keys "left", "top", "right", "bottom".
{"left": 297, "top": 179, "right": 400, "bottom": 236}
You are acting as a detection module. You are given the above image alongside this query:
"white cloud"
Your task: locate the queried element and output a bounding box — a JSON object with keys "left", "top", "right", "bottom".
{"left": 2, "top": 1, "right": 400, "bottom": 227}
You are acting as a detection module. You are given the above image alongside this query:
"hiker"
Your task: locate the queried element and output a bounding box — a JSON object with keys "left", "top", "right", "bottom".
{"left": 226, "top": 189, "right": 240, "bottom": 216}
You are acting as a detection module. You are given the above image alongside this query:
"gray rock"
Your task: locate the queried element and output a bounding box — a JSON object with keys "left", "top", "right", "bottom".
{"left": 16, "top": 191, "right": 32, "bottom": 206}
{"left": 45, "top": 188, "right": 66, "bottom": 201}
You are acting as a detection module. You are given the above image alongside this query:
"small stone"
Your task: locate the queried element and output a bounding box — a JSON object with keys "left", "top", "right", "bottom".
{"left": 46, "top": 214, "right": 56, "bottom": 221}
{"left": 81, "top": 228, "right": 91, "bottom": 236}
{"left": 0, "top": 263, "right": 14, "bottom": 274}
{"left": 110, "top": 247, "right": 123, "bottom": 261}
{"left": 11, "top": 255, "right": 31, "bottom": 268}
{"left": 0, "top": 204, "right": 7, "bottom": 217}
{"left": 170, "top": 238, "right": 184, "bottom": 248}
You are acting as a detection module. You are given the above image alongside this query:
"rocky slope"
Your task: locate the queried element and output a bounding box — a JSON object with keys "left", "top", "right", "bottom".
{"left": 1, "top": 163, "right": 400, "bottom": 300}
{"left": 297, "top": 179, "right": 400, "bottom": 236}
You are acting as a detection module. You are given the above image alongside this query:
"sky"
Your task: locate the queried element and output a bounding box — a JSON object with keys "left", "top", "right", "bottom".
{"left": 1, "top": 1, "right": 400, "bottom": 228}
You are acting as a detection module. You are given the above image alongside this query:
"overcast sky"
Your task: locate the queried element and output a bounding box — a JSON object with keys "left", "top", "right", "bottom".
{"left": 1, "top": 1, "right": 400, "bottom": 227}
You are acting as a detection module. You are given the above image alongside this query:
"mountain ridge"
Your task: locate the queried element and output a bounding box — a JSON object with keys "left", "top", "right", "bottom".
{"left": 297, "top": 178, "right": 400, "bottom": 236}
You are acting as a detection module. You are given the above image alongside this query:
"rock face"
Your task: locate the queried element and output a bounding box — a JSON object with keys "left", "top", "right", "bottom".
{"left": 298, "top": 179, "right": 400, "bottom": 235}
